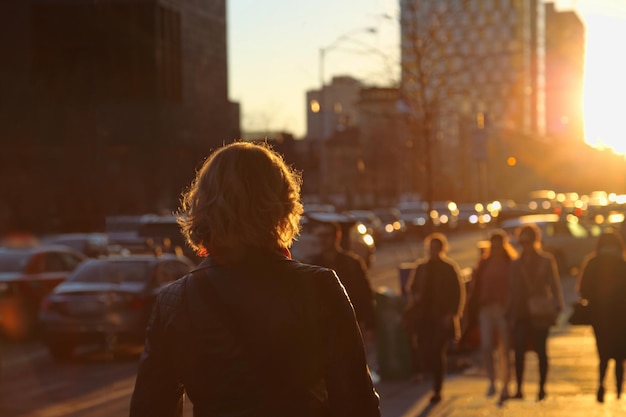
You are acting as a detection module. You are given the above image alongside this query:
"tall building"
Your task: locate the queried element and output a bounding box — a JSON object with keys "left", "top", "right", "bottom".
{"left": 399, "top": 0, "right": 548, "bottom": 202}
{"left": 0, "top": 1, "right": 234, "bottom": 233}
{"left": 306, "top": 76, "right": 364, "bottom": 140}
{"left": 400, "top": 0, "right": 547, "bottom": 136}
{"left": 545, "top": 2, "right": 585, "bottom": 142}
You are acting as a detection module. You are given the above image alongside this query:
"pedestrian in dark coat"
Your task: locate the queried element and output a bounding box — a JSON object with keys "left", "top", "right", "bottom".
{"left": 507, "top": 223, "right": 564, "bottom": 402}
{"left": 309, "top": 221, "right": 376, "bottom": 340}
{"left": 129, "top": 142, "right": 380, "bottom": 417}
{"left": 406, "top": 232, "right": 465, "bottom": 404}
{"left": 577, "top": 230, "right": 626, "bottom": 403}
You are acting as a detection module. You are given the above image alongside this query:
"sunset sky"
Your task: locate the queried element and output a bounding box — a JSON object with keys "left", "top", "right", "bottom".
{"left": 228, "top": 0, "right": 626, "bottom": 154}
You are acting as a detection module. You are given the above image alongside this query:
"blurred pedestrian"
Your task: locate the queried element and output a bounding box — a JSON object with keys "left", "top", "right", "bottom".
{"left": 129, "top": 142, "right": 380, "bottom": 417}
{"left": 466, "top": 230, "right": 517, "bottom": 404}
{"left": 309, "top": 221, "right": 378, "bottom": 378}
{"left": 577, "top": 230, "right": 626, "bottom": 403}
{"left": 406, "top": 232, "right": 465, "bottom": 404}
{"left": 508, "top": 223, "right": 564, "bottom": 402}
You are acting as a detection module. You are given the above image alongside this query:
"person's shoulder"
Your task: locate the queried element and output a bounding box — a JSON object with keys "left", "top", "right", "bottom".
{"left": 282, "top": 257, "right": 339, "bottom": 280}
{"left": 154, "top": 274, "right": 188, "bottom": 315}
{"left": 415, "top": 257, "right": 429, "bottom": 268}
{"left": 538, "top": 250, "right": 557, "bottom": 264}
{"left": 338, "top": 249, "right": 366, "bottom": 265}
{"left": 441, "top": 255, "right": 461, "bottom": 270}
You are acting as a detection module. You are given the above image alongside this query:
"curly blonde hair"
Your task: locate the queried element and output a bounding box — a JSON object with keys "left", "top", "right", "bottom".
{"left": 177, "top": 141, "right": 303, "bottom": 256}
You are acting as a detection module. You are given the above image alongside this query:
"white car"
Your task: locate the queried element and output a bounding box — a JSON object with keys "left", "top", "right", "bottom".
{"left": 499, "top": 213, "right": 605, "bottom": 276}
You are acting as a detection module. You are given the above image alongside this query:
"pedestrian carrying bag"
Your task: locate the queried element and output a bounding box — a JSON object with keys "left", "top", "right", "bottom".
{"left": 527, "top": 295, "right": 558, "bottom": 320}
{"left": 521, "top": 264, "right": 558, "bottom": 328}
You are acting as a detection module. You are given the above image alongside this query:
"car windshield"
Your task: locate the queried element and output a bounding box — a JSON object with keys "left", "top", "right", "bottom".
{"left": 45, "top": 238, "right": 84, "bottom": 251}
{"left": 69, "top": 260, "right": 149, "bottom": 283}
{"left": 0, "top": 252, "right": 29, "bottom": 273}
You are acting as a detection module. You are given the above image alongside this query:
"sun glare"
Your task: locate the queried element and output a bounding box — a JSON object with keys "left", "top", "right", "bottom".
{"left": 582, "top": 12, "right": 626, "bottom": 155}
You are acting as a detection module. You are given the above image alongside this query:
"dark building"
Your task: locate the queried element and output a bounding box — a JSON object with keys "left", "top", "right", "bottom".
{"left": 0, "top": 0, "right": 235, "bottom": 234}
{"left": 545, "top": 2, "right": 585, "bottom": 142}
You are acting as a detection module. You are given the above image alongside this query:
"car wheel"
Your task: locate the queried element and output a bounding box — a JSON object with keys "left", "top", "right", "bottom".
{"left": 47, "top": 343, "right": 75, "bottom": 361}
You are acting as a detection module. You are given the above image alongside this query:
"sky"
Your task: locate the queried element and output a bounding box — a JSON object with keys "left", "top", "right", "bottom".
{"left": 227, "top": 0, "right": 626, "bottom": 154}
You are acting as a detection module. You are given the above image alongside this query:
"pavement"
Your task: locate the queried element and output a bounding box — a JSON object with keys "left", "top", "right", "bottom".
{"left": 374, "top": 275, "right": 626, "bottom": 416}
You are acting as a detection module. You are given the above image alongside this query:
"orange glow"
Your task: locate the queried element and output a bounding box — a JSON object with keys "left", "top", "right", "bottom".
{"left": 507, "top": 156, "right": 517, "bottom": 167}
{"left": 581, "top": 11, "right": 626, "bottom": 155}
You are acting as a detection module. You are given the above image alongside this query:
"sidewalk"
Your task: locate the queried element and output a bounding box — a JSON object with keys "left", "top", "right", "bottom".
{"left": 375, "top": 321, "right": 626, "bottom": 417}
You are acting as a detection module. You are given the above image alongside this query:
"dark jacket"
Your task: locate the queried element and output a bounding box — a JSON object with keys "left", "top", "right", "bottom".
{"left": 129, "top": 249, "right": 380, "bottom": 417}
{"left": 508, "top": 251, "right": 564, "bottom": 325}
{"left": 406, "top": 256, "right": 465, "bottom": 340}
{"left": 578, "top": 251, "right": 626, "bottom": 358}
{"left": 310, "top": 250, "right": 376, "bottom": 331}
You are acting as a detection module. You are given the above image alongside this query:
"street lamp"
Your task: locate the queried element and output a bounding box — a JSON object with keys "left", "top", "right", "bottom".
{"left": 318, "top": 26, "right": 377, "bottom": 91}
{"left": 317, "top": 27, "right": 377, "bottom": 138}
{"left": 315, "top": 26, "right": 376, "bottom": 204}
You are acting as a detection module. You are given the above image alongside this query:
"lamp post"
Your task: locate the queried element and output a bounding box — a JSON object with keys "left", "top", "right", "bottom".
{"left": 316, "top": 26, "right": 376, "bottom": 205}
{"left": 318, "top": 26, "right": 377, "bottom": 139}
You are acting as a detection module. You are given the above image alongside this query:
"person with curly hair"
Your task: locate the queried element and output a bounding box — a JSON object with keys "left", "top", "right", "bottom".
{"left": 129, "top": 141, "right": 380, "bottom": 417}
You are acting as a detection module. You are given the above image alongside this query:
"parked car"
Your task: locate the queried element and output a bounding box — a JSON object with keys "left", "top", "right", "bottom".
{"left": 38, "top": 253, "right": 195, "bottom": 360}
{"left": 499, "top": 213, "right": 604, "bottom": 276}
{"left": 0, "top": 245, "right": 86, "bottom": 340}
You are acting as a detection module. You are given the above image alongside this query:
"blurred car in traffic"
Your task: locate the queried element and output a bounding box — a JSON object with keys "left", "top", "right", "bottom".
{"left": 40, "top": 233, "right": 110, "bottom": 258}
{"left": 105, "top": 214, "right": 202, "bottom": 263}
{"left": 38, "top": 253, "right": 195, "bottom": 360}
{"left": 372, "top": 208, "right": 407, "bottom": 241}
{"left": 396, "top": 202, "right": 429, "bottom": 236}
{"left": 345, "top": 210, "right": 384, "bottom": 244}
{"left": 0, "top": 245, "right": 86, "bottom": 340}
{"left": 499, "top": 213, "right": 605, "bottom": 276}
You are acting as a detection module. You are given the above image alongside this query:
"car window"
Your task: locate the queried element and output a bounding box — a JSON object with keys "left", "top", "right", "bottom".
{"left": 0, "top": 252, "right": 30, "bottom": 273}
{"left": 25, "top": 253, "right": 45, "bottom": 274}
{"left": 43, "top": 253, "right": 68, "bottom": 272}
{"left": 59, "top": 253, "right": 84, "bottom": 270}
{"left": 69, "top": 260, "right": 149, "bottom": 283}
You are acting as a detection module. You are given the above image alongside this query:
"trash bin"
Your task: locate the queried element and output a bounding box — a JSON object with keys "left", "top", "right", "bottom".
{"left": 375, "top": 288, "right": 413, "bottom": 381}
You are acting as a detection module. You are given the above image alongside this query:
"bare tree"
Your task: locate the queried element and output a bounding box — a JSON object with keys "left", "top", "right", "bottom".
{"left": 398, "top": 0, "right": 523, "bottom": 222}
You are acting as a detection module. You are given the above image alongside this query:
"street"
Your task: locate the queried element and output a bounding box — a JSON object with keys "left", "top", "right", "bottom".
{"left": 0, "top": 229, "right": 604, "bottom": 417}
